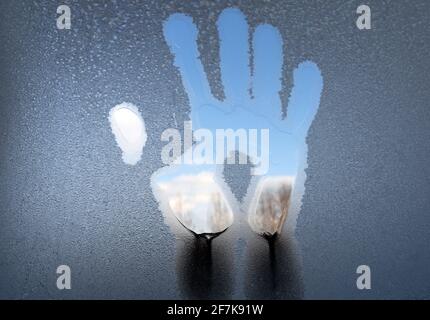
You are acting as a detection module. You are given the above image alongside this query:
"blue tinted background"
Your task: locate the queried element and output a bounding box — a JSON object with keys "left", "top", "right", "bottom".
{"left": 0, "top": 0, "right": 429, "bottom": 299}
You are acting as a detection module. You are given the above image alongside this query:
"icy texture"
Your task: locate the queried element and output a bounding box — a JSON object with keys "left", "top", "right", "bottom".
{"left": 1, "top": 0, "right": 430, "bottom": 300}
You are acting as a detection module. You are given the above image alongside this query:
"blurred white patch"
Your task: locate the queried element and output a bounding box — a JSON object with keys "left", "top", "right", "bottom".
{"left": 152, "top": 170, "right": 234, "bottom": 235}
{"left": 109, "top": 102, "right": 147, "bottom": 165}
{"left": 248, "top": 176, "right": 294, "bottom": 236}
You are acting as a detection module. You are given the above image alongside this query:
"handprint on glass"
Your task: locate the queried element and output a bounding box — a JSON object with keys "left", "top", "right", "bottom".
{"left": 152, "top": 8, "right": 323, "bottom": 237}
